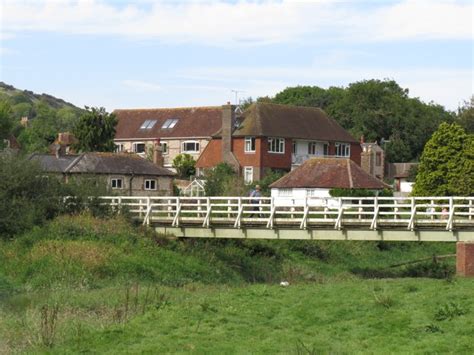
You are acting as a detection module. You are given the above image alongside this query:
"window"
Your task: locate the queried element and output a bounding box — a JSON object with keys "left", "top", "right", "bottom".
{"left": 292, "top": 141, "right": 297, "bottom": 154}
{"left": 335, "top": 143, "right": 350, "bottom": 157}
{"left": 244, "top": 167, "right": 253, "bottom": 184}
{"left": 278, "top": 188, "right": 292, "bottom": 197}
{"left": 307, "top": 189, "right": 316, "bottom": 197}
{"left": 376, "top": 152, "right": 382, "bottom": 166}
{"left": 245, "top": 137, "right": 256, "bottom": 153}
{"left": 308, "top": 141, "right": 317, "bottom": 155}
{"left": 161, "top": 142, "right": 168, "bottom": 155}
{"left": 323, "top": 143, "right": 329, "bottom": 156}
{"left": 162, "top": 118, "right": 179, "bottom": 129}
{"left": 144, "top": 179, "right": 157, "bottom": 190}
{"left": 111, "top": 178, "right": 123, "bottom": 189}
{"left": 140, "top": 120, "right": 157, "bottom": 130}
{"left": 133, "top": 143, "right": 146, "bottom": 153}
{"left": 268, "top": 137, "right": 285, "bottom": 153}
{"left": 115, "top": 143, "right": 124, "bottom": 152}
{"left": 182, "top": 141, "right": 200, "bottom": 153}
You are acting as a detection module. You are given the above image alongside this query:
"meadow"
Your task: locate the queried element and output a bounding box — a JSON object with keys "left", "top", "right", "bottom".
{"left": 0, "top": 214, "right": 472, "bottom": 353}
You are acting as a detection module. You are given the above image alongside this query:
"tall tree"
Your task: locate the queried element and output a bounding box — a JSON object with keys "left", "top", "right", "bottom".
{"left": 73, "top": 107, "right": 117, "bottom": 152}
{"left": 413, "top": 123, "right": 473, "bottom": 196}
{"left": 0, "top": 101, "right": 15, "bottom": 148}
{"left": 457, "top": 96, "right": 474, "bottom": 133}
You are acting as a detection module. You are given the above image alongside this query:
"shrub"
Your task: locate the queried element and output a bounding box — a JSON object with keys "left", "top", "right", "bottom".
{"left": 172, "top": 153, "right": 196, "bottom": 178}
{"left": 435, "top": 302, "right": 468, "bottom": 321}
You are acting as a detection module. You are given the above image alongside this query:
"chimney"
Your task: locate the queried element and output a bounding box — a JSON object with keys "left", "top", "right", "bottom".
{"left": 360, "top": 144, "right": 374, "bottom": 176}
{"left": 221, "top": 103, "right": 240, "bottom": 169}
{"left": 153, "top": 141, "right": 164, "bottom": 167}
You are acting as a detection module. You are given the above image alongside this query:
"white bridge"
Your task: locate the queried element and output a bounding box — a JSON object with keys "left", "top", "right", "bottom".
{"left": 100, "top": 196, "right": 474, "bottom": 242}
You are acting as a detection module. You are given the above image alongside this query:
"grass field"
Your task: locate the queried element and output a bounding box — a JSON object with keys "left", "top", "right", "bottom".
{"left": 0, "top": 214, "right": 471, "bottom": 353}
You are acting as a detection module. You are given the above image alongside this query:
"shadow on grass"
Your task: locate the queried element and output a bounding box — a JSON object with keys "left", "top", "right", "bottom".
{"left": 351, "top": 259, "right": 455, "bottom": 280}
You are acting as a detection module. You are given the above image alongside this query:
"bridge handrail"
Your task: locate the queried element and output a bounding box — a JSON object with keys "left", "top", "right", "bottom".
{"left": 95, "top": 196, "right": 474, "bottom": 231}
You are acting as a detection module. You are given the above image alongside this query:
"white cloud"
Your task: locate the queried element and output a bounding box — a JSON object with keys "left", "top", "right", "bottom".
{"left": 1, "top": 0, "right": 472, "bottom": 45}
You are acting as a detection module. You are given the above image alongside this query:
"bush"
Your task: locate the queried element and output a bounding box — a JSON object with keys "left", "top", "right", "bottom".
{"left": 172, "top": 154, "right": 196, "bottom": 178}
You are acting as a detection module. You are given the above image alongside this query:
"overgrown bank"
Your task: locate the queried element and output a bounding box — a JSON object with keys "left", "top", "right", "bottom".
{"left": 0, "top": 214, "right": 469, "bottom": 353}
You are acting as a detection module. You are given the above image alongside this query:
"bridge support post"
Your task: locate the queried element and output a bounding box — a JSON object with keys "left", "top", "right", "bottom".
{"left": 456, "top": 242, "right": 474, "bottom": 277}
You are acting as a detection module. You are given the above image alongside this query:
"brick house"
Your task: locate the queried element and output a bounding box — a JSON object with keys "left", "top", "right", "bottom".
{"left": 113, "top": 106, "right": 223, "bottom": 170}
{"left": 29, "top": 152, "right": 175, "bottom": 196}
{"left": 196, "top": 102, "right": 361, "bottom": 183}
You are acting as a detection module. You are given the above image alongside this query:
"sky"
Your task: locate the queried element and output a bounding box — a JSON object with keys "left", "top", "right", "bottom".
{"left": 0, "top": 0, "right": 472, "bottom": 111}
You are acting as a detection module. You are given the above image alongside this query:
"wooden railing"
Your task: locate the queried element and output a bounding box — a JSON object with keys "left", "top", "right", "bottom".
{"left": 98, "top": 196, "right": 474, "bottom": 231}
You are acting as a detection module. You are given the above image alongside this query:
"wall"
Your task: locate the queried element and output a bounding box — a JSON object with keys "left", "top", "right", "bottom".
{"left": 107, "top": 174, "right": 173, "bottom": 196}
{"left": 115, "top": 138, "right": 210, "bottom": 168}
{"left": 260, "top": 137, "right": 292, "bottom": 173}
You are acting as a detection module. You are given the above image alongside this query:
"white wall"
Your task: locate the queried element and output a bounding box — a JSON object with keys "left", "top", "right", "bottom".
{"left": 400, "top": 180, "right": 414, "bottom": 193}
{"left": 271, "top": 188, "right": 339, "bottom": 207}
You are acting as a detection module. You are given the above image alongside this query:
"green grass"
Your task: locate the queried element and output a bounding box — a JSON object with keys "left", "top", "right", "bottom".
{"left": 0, "top": 213, "right": 469, "bottom": 353}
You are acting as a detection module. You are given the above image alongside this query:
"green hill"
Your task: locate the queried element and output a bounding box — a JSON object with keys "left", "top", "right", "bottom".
{"left": 0, "top": 82, "right": 84, "bottom": 152}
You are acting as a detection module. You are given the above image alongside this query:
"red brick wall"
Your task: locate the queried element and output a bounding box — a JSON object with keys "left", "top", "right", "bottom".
{"left": 457, "top": 242, "right": 474, "bottom": 277}
{"left": 232, "top": 137, "right": 261, "bottom": 167}
{"left": 350, "top": 143, "right": 362, "bottom": 166}
{"left": 195, "top": 139, "right": 222, "bottom": 168}
{"left": 260, "top": 137, "right": 292, "bottom": 170}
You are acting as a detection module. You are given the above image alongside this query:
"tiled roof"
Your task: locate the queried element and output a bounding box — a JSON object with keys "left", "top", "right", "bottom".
{"left": 230, "top": 103, "right": 358, "bottom": 142}
{"left": 29, "top": 153, "right": 174, "bottom": 176}
{"left": 114, "top": 106, "right": 223, "bottom": 140}
{"left": 270, "top": 158, "right": 389, "bottom": 189}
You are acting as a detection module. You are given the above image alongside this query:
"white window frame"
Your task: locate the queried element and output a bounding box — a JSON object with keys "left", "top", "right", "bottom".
{"left": 115, "top": 143, "right": 124, "bottom": 152}
{"left": 307, "top": 189, "right": 316, "bottom": 197}
{"left": 132, "top": 142, "right": 146, "bottom": 154}
{"left": 161, "top": 142, "right": 168, "bottom": 155}
{"left": 162, "top": 118, "right": 178, "bottom": 129}
{"left": 335, "top": 142, "right": 350, "bottom": 157}
{"left": 278, "top": 188, "right": 292, "bottom": 197}
{"left": 308, "top": 141, "right": 317, "bottom": 155}
{"left": 144, "top": 179, "right": 157, "bottom": 191}
{"left": 323, "top": 143, "right": 329, "bottom": 156}
{"left": 268, "top": 137, "right": 285, "bottom": 154}
{"left": 111, "top": 178, "right": 123, "bottom": 189}
{"left": 182, "top": 140, "right": 200, "bottom": 153}
{"left": 245, "top": 137, "right": 256, "bottom": 153}
{"left": 243, "top": 166, "right": 253, "bottom": 184}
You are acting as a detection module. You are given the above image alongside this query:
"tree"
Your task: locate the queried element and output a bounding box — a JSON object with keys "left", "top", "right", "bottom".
{"left": 413, "top": 123, "right": 473, "bottom": 196}
{"left": 268, "top": 79, "right": 455, "bottom": 162}
{"left": 172, "top": 153, "right": 196, "bottom": 178}
{"left": 0, "top": 101, "right": 15, "bottom": 148}
{"left": 73, "top": 106, "right": 117, "bottom": 152}
{"left": 203, "top": 163, "right": 236, "bottom": 196}
{"left": 457, "top": 96, "right": 474, "bottom": 133}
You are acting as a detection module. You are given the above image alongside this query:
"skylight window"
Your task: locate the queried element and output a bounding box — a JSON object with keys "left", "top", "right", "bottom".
{"left": 140, "top": 120, "right": 157, "bottom": 129}
{"left": 162, "top": 118, "right": 179, "bottom": 129}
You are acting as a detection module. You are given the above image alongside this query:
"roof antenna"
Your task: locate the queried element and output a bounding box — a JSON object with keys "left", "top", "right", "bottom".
{"left": 231, "top": 89, "right": 245, "bottom": 105}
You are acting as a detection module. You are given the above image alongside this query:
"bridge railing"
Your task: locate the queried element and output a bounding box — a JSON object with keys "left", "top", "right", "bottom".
{"left": 98, "top": 196, "right": 474, "bottom": 231}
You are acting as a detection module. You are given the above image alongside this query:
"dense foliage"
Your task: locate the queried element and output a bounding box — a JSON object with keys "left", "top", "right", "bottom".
{"left": 456, "top": 96, "right": 474, "bottom": 133}
{"left": 203, "top": 162, "right": 238, "bottom": 196}
{"left": 0, "top": 102, "right": 15, "bottom": 149}
{"left": 0, "top": 154, "right": 110, "bottom": 238}
{"left": 72, "top": 106, "right": 117, "bottom": 152}
{"left": 329, "top": 188, "right": 393, "bottom": 198}
{"left": 270, "top": 80, "right": 455, "bottom": 162}
{"left": 172, "top": 153, "right": 196, "bottom": 178}
{"left": 413, "top": 123, "right": 473, "bottom": 196}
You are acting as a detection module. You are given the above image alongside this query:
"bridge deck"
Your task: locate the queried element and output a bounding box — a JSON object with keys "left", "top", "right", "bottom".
{"left": 99, "top": 196, "right": 474, "bottom": 241}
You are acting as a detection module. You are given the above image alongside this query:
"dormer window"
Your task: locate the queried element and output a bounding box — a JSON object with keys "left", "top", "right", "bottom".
{"left": 140, "top": 120, "right": 157, "bottom": 130}
{"left": 162, "top": 118, "right": 179, "bottom": 129}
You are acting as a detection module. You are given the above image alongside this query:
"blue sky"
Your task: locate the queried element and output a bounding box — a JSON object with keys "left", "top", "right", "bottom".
{"left": 0, "top": 0, "right": 472, "bottom": 111}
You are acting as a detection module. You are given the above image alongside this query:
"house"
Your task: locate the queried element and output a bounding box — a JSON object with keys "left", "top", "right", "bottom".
{"left": 29, "top": 150, "right": 175, "bottom": 196}
{"left": 361, "top": 141, "right": 384, "bottom": 180}
{"left": 196, "top": 102, "right": 361, "bottom": 183}
{"left": 113, "top": 106, "right": 224, "bottom": 170}
{"left": 386, "top": 162, "right": 418, "bottom": 196}
{"left": 269, "top": 158, "right": 389, "bottom": 204}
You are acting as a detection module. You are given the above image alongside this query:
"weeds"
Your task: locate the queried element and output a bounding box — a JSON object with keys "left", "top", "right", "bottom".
{"left": 424, "top": 323, "right": 443, "bottom": 333}
{"left": 434, "top": 302, "right": 467, "bottom": 321}
{"left": 373, "top": 291, "right": 395, "bottom": 309}
{"left": 39, "top": 303, "right": 59, "bottom": 347}
{"left": 295, "top": 339, "right": 317, "bottom": 355}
